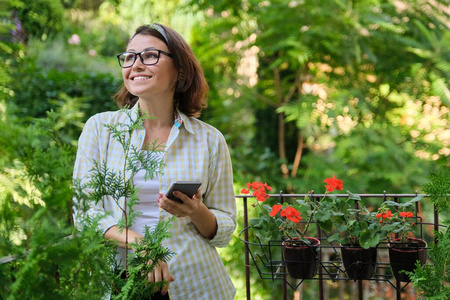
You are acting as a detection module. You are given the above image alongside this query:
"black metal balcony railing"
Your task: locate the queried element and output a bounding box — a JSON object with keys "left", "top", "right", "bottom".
{"left": 2, "top": 193, "right": 445, "bottom": 299}
{"left": 237, "top": 193, "right": 445, "bottom": 300}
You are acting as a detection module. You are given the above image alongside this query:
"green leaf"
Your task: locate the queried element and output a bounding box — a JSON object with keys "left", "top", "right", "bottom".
{"left": 331, "top": 211, "right": 345, "bottom": 217}
{"left": 347, "top": 191, "right": 361, "bottom": 201}
{"left": 316, "top": 210, "right": 332, "bottom": 222}
{"left": 318, "top": 219, "right": 333, "bottom": 232}
{"left": 262, "top": 204, "right": 272, "bottom": 212}
{"left": 249, "top": 218, "right": 264, "bottom": 229}
{"left": 337, "top": 224, "right": 348, "bottom": 232}
{"left": 328, "top": 232, "right": 346, "bottom": 245}
{"left": 296, "top": 199, "right": 309, "bottom": 206}
{"left": 359, "top": 231, "right": 380, "bottom": 249}
{"left": 383, "top": 200, "right": 413, "bottom": 207}
{"left": 254, "top": 231, "right": 272, "bottom": 244}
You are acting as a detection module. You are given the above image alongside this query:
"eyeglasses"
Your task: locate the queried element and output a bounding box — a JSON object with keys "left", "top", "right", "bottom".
{"left": 116, "top": 48, "right": 173, "bottom": 68}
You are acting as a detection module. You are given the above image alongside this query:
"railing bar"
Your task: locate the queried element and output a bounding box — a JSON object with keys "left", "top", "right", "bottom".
{"left": 235, "top": 193, "right": 432, "bottom": 198}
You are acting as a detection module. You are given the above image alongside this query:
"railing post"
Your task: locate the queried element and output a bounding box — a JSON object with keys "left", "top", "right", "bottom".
{"left": 279, "top": 192, "right": 288, "bottom": 300}
{"left": 393, "top": 196, "right": 402, "bottom": 300}
{"left": 243, "top": 196, "right": 251, "bottom": 300}
{"left": 315, "top": 194, "right": 324, "bottom": 300}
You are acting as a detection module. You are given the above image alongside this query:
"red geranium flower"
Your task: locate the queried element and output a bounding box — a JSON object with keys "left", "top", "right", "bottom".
{"left": 376, "top": 210, "right": 393, "bottom": 223}
{"left": 280, "top": 206, "right": 302, "bottom": 223}
{"left": 323, "top": 175, "right": 343, "bottom": 192}
{"left": 240, "top": 188, "right": 249, "bottom": 194}
{"left": 399, "top": 211, "right": 414, "bottom": 218}
{"left": 241, "top": 181, "right": 272, "bottom": 202}
{"left": 270, "top": 204, "right": 282, "bottom": 217}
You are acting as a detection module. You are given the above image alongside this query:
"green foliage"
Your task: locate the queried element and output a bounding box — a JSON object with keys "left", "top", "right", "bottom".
{"left": 1, "top": 0, "right": 449, "bottom": 298}
{"left": 249, "top": 203, "right": 282, "bottom": 244}
{"left": 326, "top": 194, "right": 382, "bottom": 248}
{"left": 114, "top": 221, "right": 175, "bottom": 300}
{"left": 29, "top": 36, "right": 119, "bottom": 73}
{"left": 0, "top": 108, "right": 76, "bottom": 219}
{"left": 328, "top": 194, "right": 422, "bottom": 248}
{"left": 11, "top": 60, "right": 119, "bottom": 124}
{"left": 189, "top": 4, "right": 447, "bottom": 296}
{"left": 11, "top": 0, "right": 65, "bottom": 42}
{"left": 408, "top": 166, "right": 450, "bottom": 297}
{"left": 1, "top": 106, "right": 174, "bottom": 299}
{"left": 423, "top": 167, "right": 450, "bottom": 213}
{"left": 408, "top": 228, "right": 450, "bottom": 299}
{"left": 190, "top": 0, "right": 449, "bottom": 194}
{"left": 0, "top": 108, "right": 114, "bottom": 299}
{"left": 73, "top": 108, "right": 173, "bottom": 298}
{"left": 78, "top": 108, "right": 165, "bottom": 229}
{"left": 0, "top": 209, "right": 115, "bottom": 300}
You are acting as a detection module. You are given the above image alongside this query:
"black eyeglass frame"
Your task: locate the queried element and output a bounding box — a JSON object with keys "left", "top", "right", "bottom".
{"left": 116, "top": 48, "right": 173, "bottom": 68}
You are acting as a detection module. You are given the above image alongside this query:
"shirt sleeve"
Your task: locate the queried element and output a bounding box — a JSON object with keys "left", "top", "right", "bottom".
{"left": 204, "top": 131, "right": 236, "bottom": 248}
{"left": 72, "top": 114, "right": 117, "bottom": 234}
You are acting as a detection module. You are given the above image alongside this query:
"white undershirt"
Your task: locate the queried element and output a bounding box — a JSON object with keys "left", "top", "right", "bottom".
{"left": 116, "top": 152, "right": 163, "bottom": 267}
{"left": 130, "top": 168, "right": 160, "bottom": 235}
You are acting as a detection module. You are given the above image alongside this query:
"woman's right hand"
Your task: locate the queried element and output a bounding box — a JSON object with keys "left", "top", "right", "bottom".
{"left": 148, "top": 260, "right": 175, "bottom": 295}
{"left": 105, "top": 226, "right": 175, "bottom": 295}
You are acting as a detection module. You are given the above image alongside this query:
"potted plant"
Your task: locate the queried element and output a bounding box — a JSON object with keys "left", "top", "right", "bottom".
{"left": 374, "top": 197, "right": 426, "bottom": 282}
{"left": 240, "top": 175, "right": 343, "bottom": 279}
{"left": 326, "top": 194, "right": 382, "bottom": 280}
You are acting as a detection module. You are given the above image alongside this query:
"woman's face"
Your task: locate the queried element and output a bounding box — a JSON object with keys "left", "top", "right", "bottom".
{"left": 122, "top": 34, "right": 178, "bottom": 100}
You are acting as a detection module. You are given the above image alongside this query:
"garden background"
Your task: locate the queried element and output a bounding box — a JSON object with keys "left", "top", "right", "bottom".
{"left": 0, "top": 0, "right": 448, "bottom": 299}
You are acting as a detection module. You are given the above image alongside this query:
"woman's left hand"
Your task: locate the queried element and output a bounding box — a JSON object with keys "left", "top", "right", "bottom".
{"left": 157, "top": 190, "right": 202, "bottom": 219}
{"left": 158, "top": 190, "right": 218, "bottom": 239}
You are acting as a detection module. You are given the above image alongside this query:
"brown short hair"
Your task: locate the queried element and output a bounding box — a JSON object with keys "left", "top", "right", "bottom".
{"left": 115, "top": 24, "right": 208, "bottom": 117}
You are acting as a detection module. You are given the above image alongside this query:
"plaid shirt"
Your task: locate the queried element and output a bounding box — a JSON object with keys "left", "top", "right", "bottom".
{"left": 73, "top": 102, "right": 236, "bottom": 299}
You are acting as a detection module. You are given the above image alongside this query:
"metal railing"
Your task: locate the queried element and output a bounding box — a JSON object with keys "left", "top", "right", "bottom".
{"left": 237, "top": 193, "right": 445, "bottom": 300}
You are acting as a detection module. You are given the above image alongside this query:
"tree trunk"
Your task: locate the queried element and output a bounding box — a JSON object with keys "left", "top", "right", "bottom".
{"left": 291, "top": 132, "right": 304, "bottom": 177}
{"left": 274, "top": 67, "right": 290, "bottom": 178}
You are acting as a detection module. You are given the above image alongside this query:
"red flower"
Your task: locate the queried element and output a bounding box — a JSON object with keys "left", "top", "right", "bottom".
{"left": 270, "top": 204, "right": 282, "bottom": 217}
{"left": 399, "top": 211, "right": 414, "bottom": 218}
{"left": 280, "top": 207, "right": 302, "bottom": 223}
{"left": 384, "top": 211, "right": 393, "bottom": 219}
{"left": 323, "top": 175, "right": 343, "bottom": 192}
{"left": 241, "top": 182, "right": 272, "bottom": 202}
{"left": 376, "top": 210, "right": 393, "bottom": 222}
{"left": 253, "top": 188, "right": 268, "bottom": 201}
{"left": 251, "top": 181, "right": 260, "bottom": 189}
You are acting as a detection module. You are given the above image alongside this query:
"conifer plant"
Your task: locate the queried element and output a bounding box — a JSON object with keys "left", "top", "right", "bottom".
{"left": 74, "top": 108, "right": 175, "bottom": 299}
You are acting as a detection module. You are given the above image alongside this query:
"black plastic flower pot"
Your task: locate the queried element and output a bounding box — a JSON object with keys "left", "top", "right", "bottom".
{"left": 388, "top": 237, "right": 427, "bottom": 282}
{"left": 282, "top": 237, "right": 320, "bottom": 279}
{"left": 341, "top": 244, "right": 378, "bottom": 281}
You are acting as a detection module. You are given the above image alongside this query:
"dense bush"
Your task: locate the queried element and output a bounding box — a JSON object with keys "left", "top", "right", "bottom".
{"left": 11, "top": 62, "right": 119, "bottom": 120}
{"left": 8, "top": 58, "right": 120, "bottom": 145}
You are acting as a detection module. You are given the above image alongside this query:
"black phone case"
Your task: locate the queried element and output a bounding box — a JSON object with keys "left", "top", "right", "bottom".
{"left": 166, "top": 181, "right": 202, "bottom": 203}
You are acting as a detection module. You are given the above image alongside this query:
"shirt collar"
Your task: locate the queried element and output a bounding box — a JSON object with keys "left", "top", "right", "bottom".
{"left": 175, "top": 108, "right": 194, "bottom": 134}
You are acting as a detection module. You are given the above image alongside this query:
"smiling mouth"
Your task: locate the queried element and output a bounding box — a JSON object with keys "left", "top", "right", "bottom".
{"left": 132, "top": 75, "right": 152, "bottom": 81}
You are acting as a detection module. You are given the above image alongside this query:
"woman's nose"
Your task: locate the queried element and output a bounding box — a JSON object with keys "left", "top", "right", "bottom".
{"left": 132, "top": 56, "right": 146, "bottom": 70}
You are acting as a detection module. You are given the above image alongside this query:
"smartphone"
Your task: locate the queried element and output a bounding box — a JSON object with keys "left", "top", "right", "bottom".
{"left": 166, "top": 181, "right": 202, "bottom": 203}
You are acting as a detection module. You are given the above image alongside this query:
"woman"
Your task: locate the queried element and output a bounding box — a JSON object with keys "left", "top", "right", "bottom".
{"left": 73, "top": 23, "right": 236, "bottom": 299}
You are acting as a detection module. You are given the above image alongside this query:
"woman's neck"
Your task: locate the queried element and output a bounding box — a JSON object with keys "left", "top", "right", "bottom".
{"left": 138, "top": 98, "right": 174, "bottom": 129}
